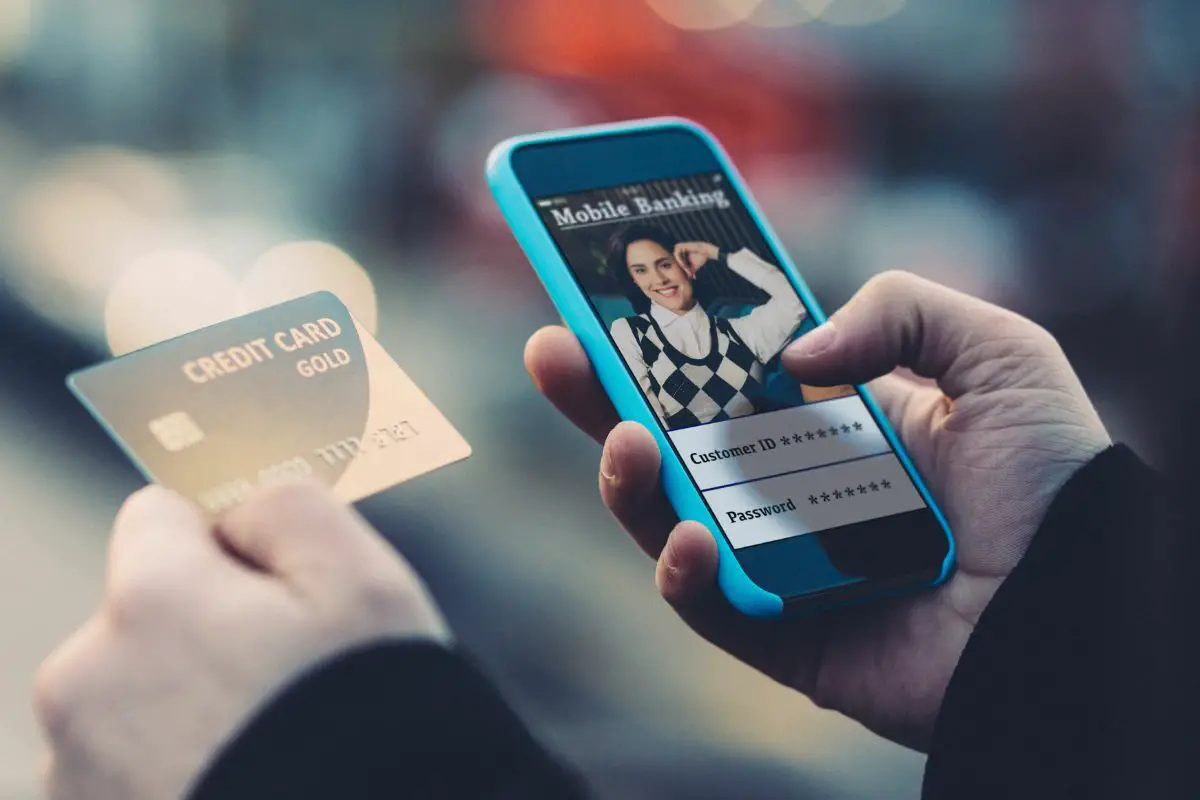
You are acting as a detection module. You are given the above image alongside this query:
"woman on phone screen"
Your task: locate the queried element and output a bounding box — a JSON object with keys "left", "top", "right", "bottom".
{"left": 608, "top": 223, "right": 839, "bottom": 431}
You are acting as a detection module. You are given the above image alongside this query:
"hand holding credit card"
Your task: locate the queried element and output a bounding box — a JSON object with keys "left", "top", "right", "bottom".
{"left": 68, "top": 291, "right": 471, "bottom": 514}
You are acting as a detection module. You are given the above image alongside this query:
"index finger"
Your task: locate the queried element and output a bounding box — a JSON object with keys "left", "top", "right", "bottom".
{"left": 106, "top": 486, "right": 232, "bottom": 606}
{"left": 525, "top": 325, "right": 620, "bottom": 445}
{"left": 673, "top": 243, "right": 696, "bottom": 273}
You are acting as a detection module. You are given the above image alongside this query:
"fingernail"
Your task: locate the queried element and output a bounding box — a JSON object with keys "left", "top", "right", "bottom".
{"left": 656, "top": 535, "right": 683, "bottom": 594}
{"left": 787, "top": 321, "right": 838, "bottom": 359}
{"left": 600, "top": 447, "right": 618, "bottom": 485}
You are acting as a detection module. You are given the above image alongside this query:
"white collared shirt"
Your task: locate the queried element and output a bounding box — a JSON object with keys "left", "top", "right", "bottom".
{"left": 646, "top": 301, "right": 711, "bottom": 359}
{"left": 611, "top": 248, "right": 806, "bottom": 422}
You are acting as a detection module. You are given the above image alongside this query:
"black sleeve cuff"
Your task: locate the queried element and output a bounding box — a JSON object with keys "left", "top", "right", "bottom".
{"left": 190, "top": 642, "right": 588, "bottom": 800}
{"left": 923, "top": 444, "right": 1157, "bottom": 799}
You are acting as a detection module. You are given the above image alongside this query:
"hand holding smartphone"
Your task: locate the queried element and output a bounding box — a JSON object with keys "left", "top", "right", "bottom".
{"left": 487, "top": 118, "right": 955, "bottom": 617}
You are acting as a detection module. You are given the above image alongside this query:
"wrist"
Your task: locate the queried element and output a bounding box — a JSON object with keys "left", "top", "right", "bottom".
{"left": 924, "top": 445, "right": 1149, "bottom": 790}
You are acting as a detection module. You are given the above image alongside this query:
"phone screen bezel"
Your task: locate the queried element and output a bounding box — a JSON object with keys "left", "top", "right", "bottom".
{"left": 510, "top": 127, "right": 950, "bottom": 603}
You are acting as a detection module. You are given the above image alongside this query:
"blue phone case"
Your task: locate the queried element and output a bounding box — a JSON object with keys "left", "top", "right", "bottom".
{"left": 487, "top": 116, "right": 954, "bottom": 618}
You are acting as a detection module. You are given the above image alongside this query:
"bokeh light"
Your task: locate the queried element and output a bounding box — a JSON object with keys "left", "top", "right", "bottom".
{"left": 799, "top": 0, "right": 906, "bottom": 26}
{"left": 240, "top": 241, "right": 379, "bottom": 335}
{"left": 645, "top": 0, "right": 761, "bottom": 30}
{"left": 7, "top": 175, "right": 154, "bottom": 339}
{"left": 4, "top": 147, "right": 190, "bottom": 343}
{"left": 747, "top": 0, "right": 816, "bottom": 28}
{"left": 0, "top": 0, "right": 35, "bottom": 67}
{"left": 51, "top": 146, "right": 188, "bottom": 217}
{"left": 9, "top": 176, "right": 147, "bottom": 296}
{"left": 105, "top": 250, "right": 238, "bottom": 356}
{"left": 468, "top": 0, "right": 680, "bottom": 79}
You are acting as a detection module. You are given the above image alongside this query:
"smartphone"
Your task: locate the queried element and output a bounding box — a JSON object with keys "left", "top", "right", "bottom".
{"left": 487, "top": 117, "right": 954, "bottom": 617}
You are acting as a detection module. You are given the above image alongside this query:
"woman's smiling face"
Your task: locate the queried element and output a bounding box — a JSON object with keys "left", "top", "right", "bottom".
{"left": 625, "top": 239, "right": 695, "bottom": 314}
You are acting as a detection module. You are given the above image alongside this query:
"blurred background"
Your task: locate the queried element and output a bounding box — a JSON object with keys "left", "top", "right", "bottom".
{"left": 1, "top": 0, "right": 1197, "bottom": 797}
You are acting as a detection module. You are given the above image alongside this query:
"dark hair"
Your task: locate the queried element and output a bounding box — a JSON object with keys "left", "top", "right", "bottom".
{"left": 607, "top": 223, "right": 684, "bottom": 315}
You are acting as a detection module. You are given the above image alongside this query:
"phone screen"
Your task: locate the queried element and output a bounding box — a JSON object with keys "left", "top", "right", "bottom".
{"left": 534, "top": 171, "right": 930, "bottom": 551}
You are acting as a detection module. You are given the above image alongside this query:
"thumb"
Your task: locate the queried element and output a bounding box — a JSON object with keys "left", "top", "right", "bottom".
{"left": 782, "top": 271, "right": 1053, "bottom": 399}
{"left": 216, "top": 480, "right": 410, "bottom": 596}
{"left": 656, "top": 521, "right": 719, "bottom": 605}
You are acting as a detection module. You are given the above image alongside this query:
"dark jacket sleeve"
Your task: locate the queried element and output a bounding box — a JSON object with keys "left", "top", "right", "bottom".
{"left": 923, "top": 444, "right": 1172, "bottom": 799}
{"left": 190, "top": 642, "right": 588, "bottom": 799}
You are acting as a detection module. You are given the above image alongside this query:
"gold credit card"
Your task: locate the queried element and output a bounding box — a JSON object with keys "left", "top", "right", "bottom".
{"left": 68, "top": 291, "right": 471, "bottom": 515}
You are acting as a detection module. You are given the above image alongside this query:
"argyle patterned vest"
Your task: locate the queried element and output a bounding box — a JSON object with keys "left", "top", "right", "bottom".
{"left": 629, "top": 312, "right": 766, "bottom": 430}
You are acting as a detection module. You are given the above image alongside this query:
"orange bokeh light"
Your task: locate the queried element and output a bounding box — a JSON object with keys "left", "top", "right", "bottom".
{"left": 465, "top": 0, "right": 853, "bottom": 165}
{"left": 467, "top": 0, "right": 679, "bottom": 79}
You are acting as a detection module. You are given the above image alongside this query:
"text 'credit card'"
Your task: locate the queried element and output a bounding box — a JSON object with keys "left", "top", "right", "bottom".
{"left": 68, "top": 291, "right": 471, "bottom": 514}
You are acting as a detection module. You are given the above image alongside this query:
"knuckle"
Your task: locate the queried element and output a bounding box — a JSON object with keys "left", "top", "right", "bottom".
{"left": 351, "top": 567, "right": 419, "bottom": 622}
{"left": 856, "top": 271, "right": 924, "bottom": 325}
{"left": 112, "top": 485, "right": 187, "bottom": 534}
{"left": 106, "top": 570, "right": 177, "bottom": 630}
{"left": 114, "top": 484, "right": 168, "bottom": 521}
{"left": 322, "top": 561, "right": 432, "bottom": 638}
{"left": 863, "top": 269, "right": 921, "bottom": 298}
